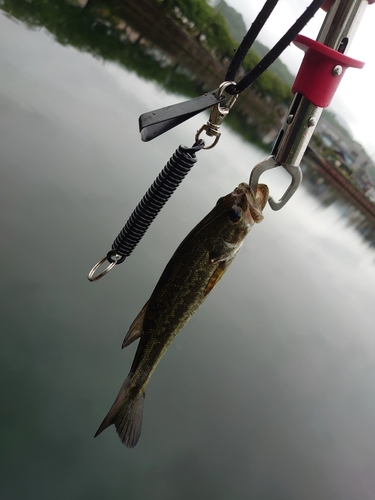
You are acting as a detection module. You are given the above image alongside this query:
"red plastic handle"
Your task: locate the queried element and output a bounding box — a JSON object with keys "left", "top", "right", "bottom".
{"left": 292, "top": 34, "right": 365, "bottom": 108}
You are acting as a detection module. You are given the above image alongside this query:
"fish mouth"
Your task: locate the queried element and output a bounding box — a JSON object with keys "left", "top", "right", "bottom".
{"left": 245, "top": 197, "right": 264, "bottom": 224}
{"left": 233, "top": 184, "right": 264, "bottom": 225}
{"left": 236, "top": 183, "right": 268, "bottom": 224}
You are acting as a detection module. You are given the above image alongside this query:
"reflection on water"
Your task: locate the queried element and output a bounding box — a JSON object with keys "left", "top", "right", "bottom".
{"left": 3, "top": 0, "right": 373, "bottom": 246}
{"left": 0, "top": 0, "right": 279, "bottom": 145}
{"left": 1, "top": 0, "right": 206, "bottom": 95}
{"left": 2, "top": 3, "right": 375, "bottom": 500}
{"left": 301, "top": 160, "right": 375, "bottom": 248}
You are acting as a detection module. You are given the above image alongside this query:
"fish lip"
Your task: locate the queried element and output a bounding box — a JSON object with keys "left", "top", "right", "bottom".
{"left": 245, "top": 202, "right": 264, "bottom": 225}
{"left": 231, "top": 192, "right": 255, "bottom": 227}
{"left": 245, "top": 191, "right": 264, "bottom": 225}
{"left": 234, "top": 183, "right": 267, "bottom": 225}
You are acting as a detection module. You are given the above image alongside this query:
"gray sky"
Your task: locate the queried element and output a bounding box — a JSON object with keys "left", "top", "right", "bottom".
{"left": 224, "top": 0, "right": 375, "bottom": 156}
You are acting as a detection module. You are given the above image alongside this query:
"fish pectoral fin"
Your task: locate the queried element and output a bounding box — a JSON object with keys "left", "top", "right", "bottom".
{"left": 122, "top": 300, "right": 149, "bottom": 348}
{"left": 204, "top": 261, "right": 227, "bottom": 296}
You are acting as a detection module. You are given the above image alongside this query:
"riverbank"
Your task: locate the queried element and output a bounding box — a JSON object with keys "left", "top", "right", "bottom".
{"left": 93, "top": 0, "right": 375, "bottom": 223}
{"left": 5, "top": 0, "right": 374, "bottom": 223}
{"left": 306, "top": 147, "right": 375, "bottom": 224}
{"left": 93, "top": 0, "right": 284, "bottom": 130}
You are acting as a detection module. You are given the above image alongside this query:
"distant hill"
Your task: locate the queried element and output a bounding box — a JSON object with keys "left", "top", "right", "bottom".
{"left": 322, "top": 109, "right": 353, "bottom": 140}
{"left": 213, "top": 0, "right": 247, "bottom": 43}
{"left": 213, "top": 0, "right": 294, "bottom": 86}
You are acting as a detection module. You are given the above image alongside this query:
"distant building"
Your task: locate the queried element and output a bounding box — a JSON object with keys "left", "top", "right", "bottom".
{"left": 314, "top": 115, "right": 374, "bottom": 174}
{"left": 366, "top": 186, "right": 375, "bottom": 202}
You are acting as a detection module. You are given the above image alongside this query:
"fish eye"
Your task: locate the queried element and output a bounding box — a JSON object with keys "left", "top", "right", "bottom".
{"left": 227, "top": 206, "right": 242, "bottom": 223}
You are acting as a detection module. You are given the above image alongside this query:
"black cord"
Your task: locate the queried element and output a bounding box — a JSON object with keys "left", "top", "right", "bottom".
{"left": 226, "top": 0, "right": 326, "bottom": 95}
{"left": 225, "top": 0, "right": 279, "bottom": 83}
{"left": 92, "top": 0, "right": 327, "bottom": 272}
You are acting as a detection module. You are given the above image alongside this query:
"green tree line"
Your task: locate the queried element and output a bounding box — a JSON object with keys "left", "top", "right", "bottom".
{"left": 0, "top": 0, "right": 287, "bottom": 146}
{"left": 153, "top": 0, "right": 291, "bottom": 105}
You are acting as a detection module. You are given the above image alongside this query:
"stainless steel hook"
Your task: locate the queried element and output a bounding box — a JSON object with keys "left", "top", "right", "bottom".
{"left": 249, "top": 156, "right": 302, "bottom": 211}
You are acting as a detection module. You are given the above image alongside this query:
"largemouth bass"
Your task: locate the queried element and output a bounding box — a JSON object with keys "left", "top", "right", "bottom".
{"left": 95, "top": 182, "right": 268, "bottom": 447}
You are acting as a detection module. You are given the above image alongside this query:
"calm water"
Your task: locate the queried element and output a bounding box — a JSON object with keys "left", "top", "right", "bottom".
{"left": 2, "top": 7, "right": 375, "bottom": 500}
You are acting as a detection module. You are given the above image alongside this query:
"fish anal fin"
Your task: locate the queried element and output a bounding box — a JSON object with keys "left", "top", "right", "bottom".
{"left": 122, "top": 300, "right": 149, "bottom": 348}
{"left": 94, "top": 375, "right": 145, "bottom": 448}
{"left": 204, "top": 261, "right": 227, "bottom": 297}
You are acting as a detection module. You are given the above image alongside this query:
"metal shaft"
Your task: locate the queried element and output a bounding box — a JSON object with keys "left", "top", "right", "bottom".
{"left": 317, "top": 0, "right": 368, "bottom": 51}
{"left": 273, "top": 0, "right": 368, "bottom": 169}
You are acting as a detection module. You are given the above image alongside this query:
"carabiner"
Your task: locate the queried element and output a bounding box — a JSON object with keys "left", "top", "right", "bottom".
{"left": 195, "top": 81, "right": 238, "bottom": 149}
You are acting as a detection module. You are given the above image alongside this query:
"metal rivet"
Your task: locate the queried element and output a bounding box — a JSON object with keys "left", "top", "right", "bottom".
{"left": 332, "top": 65, "right": 343, "bottom": 76}
{"left": 307, "top": 117, "right": 316, "bottom": 127}
{"left": 286, "top": 114, "right": 293, "bottom": 124}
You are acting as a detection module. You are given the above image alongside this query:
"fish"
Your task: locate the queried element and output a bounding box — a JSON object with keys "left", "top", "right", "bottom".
{"left": 94, "top": 182, "right": 269, "bottom": 447}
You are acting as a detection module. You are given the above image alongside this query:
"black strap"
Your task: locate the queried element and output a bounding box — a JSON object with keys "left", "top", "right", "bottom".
{"left": 225, "top": 0, "right": 279, "bottom": 84}
{"left": 90, "top": 0, "right": 328, "bottom": 273}
{"left": 226, "top": 0, "right": 326, "bottom": 95}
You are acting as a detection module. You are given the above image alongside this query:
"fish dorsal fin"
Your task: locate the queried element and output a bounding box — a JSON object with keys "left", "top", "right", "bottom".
{"left": 122, "top": 300, "right": 149, "bottom": 348}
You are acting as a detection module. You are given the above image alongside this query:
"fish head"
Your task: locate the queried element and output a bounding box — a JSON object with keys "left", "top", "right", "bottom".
{"left": 207, "top": 183, "right": 269, "bottom": 263}
{"left": 215, "top": 182, "right": 268, "bottom": 240}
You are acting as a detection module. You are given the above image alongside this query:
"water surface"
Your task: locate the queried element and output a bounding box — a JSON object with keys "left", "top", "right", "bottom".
{"left": 1, "top": 8, "right": 375, "bottom": 500}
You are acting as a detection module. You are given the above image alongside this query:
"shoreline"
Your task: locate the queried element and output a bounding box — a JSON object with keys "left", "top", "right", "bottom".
{"left": 306, "top": 147, "right": 375, "bottom": 224}
{"left": 102, "top": 0, "right": 281, "bottom": 126}
{"left": 104, "top": 0, "right": 375, "bottom": 224}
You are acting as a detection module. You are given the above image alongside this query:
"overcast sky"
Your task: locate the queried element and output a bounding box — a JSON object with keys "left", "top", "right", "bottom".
{"left": 224, "top": 0, "right": 375, "bottom": 157}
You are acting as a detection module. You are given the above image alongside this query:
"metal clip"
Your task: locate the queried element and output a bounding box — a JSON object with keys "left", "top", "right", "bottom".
{"left": 139, "top": 91, "right": 226, "bottom": 142}
{"left": 195, "top": 81, "right": 238, "bottom": 149}
{"left": 249, "top": 156, "right": 302, "bottom": 211}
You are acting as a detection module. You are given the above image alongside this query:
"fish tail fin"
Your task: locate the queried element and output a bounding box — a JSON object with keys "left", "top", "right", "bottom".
{"left": 94, "top": 376, "right": 145, "bottom": 448}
